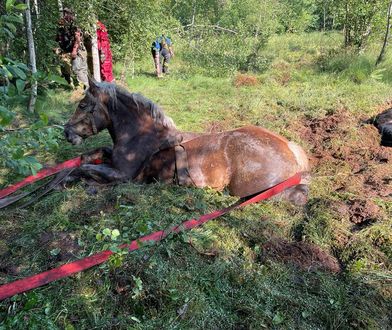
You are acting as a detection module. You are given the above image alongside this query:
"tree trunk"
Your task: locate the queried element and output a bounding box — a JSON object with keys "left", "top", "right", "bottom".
{"left": 33, "top": 0, "right": 39, "bottom": 17}
{"left": 91, "top": 23, "right": 101, "bottom": 82}
{"left": 57, "top": 0, "right": 63, "bottom": 17}
{"left": 25, "top": 0, "right": 37, "bottom": 113}
{"left": 376, "top": 1, "right": 392, "bottom": 66}
{"left": 344, "top": 1, "right": 351, "bottom": 47}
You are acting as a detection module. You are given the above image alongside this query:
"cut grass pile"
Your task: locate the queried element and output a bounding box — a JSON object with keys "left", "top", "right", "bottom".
{"left": 0, "top": 32, "right": 391, "bottom": 329}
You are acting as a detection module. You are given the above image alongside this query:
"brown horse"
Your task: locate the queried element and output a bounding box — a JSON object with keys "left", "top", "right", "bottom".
{"left": 64, "top": 79, "right": 310, "bottom": 204}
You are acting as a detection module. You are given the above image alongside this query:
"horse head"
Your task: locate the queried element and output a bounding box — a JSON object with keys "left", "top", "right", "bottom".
{"left": 64, "top": 78, "right": 112, "bottom": 145}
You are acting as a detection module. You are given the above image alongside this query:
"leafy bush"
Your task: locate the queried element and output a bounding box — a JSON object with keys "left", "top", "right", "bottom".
{"left": 178, "top": 33, "right": 272, "bottom": 77}
{"left": 0, "top": 2, "right": 65, "bottom": 177}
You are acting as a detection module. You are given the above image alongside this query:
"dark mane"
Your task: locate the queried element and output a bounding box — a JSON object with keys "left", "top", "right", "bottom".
{"left": 91, "top": 82, "right": 176, "bottom": 129}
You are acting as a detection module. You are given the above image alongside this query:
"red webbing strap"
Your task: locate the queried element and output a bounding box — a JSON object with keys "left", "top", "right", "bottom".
{"left": 0, "top": 157, "right": 82, "bottom": 199}
{"left": 0, "top": 173, "right": 301, "bottom": 301}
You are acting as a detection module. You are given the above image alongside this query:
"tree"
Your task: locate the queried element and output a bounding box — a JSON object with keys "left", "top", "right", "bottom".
{"left": 24, "top": 0, "right": 37, "bottom": 113}
{"left": 334, "top": 0, "right": 387, "bottom": 49}
{"left": 376, "top": 0, "right": 392, "bottom": 65}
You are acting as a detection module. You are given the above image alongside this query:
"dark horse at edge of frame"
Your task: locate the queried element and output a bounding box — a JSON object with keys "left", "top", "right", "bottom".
{"left": 64, "top": 79, "right": 310, "bottom": 205}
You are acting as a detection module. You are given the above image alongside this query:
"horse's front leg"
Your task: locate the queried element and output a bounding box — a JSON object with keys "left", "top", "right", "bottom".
{"left": 76, "top": 163, "right": 127, "bottom": 183}
{"left": 81, "top": 146, "right": 113, "bottom": 165}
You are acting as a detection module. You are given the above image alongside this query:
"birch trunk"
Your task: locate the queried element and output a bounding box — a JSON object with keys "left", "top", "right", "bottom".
{"left": 57, "top": 0, "right": 63, "bottom": 17}
{"left": 25, "top": 0, "right": 38, "bottom": 113}
{"left": 91, "top": 23, "right": 101, "bottom": 82}
{"left": 376, "top": 1, "right": 392, "bottom": 66}
{"left": 33, "top": 0, "right": 39, "bottom": 17}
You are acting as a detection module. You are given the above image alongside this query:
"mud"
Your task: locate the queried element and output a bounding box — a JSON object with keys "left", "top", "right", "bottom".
{"left": 296, "top": 110, "right": 391, "bottom": 224}
{"left": 233, "top": 74, "right": 259, "bottom": 87}
{"left": 261, "top": 238, "right": 341, "bottom": 273}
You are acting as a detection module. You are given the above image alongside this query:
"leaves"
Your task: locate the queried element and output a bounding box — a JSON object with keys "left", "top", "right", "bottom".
{"left": 6, "top": 0, "right": 16, "bottom": 12}
{"left": 0, "top": 105, "right": 15, "bottom": 126}
{"left": 5, "top": 64, "right": 27, "bottom": 80}
{"left": 15, "top": 79, "right": 25, "bottom": 94}
{"left": 47, "top": 74, "right": 68, "bottom": 86}
{"left": 14, "top": 4, "right": 28, "bottom": 11}
{"left": 272, "top": 311, "right": 284, "bottom": 325}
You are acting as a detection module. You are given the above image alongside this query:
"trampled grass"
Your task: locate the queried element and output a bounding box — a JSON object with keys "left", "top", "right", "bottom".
{"left": 0, "top": 32, "right": 391, "bottom": 329}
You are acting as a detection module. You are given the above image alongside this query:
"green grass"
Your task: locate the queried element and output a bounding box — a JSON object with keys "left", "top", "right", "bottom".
{"left": 1, "top": 31, "right": 392, "bottom": 329}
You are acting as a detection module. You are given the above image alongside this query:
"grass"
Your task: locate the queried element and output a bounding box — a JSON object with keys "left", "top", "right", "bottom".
{"left": 1, "top": 31, "right": 392, "bottom": 329}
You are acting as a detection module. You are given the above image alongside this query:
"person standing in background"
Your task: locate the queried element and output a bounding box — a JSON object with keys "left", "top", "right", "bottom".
{"left": 151, "top": 35, "right": 174, "bottom": 78}
{"left": 56, "top": 7, "right": 89, "bottom": 88}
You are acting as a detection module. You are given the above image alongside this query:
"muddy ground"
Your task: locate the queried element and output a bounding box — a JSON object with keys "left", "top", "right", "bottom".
{"left": 295, "top": 108, "right": 391, "bottom": 217}
{"left": 262, "top": 108, "right": 392, "bottom": 272}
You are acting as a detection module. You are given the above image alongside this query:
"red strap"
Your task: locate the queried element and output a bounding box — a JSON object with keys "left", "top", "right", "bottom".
{"left": 0, "top": 173, "right": 301, "bottom": 300}
{"left": 0, "top": 157, "right": 82, "bottom": 199}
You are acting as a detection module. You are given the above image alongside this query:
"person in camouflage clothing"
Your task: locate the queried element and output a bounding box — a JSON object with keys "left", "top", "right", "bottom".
{"left": 56, "top": 8, "right": 89, "bottom": 88}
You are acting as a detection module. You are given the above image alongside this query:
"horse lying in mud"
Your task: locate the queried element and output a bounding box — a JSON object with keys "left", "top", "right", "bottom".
{"left": 64, "top": 79, "right": 310, "bottom": 204}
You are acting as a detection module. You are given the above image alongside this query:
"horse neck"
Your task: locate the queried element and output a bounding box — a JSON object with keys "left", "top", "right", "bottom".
{"left": 106, "top": 100, "right": 177, "bottom": 146}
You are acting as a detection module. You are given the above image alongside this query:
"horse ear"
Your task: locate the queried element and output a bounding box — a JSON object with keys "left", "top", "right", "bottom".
{"left": 88, "top": 76, "right": 99, "bottom": 95}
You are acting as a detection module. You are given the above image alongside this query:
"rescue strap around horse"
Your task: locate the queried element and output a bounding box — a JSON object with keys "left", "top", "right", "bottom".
{"left": 0, "top": 157, "right": 104, "bottom": 200}
{"left": 0, "top": 172, "right": 301, "bottom": 301}
{"left": 0, "top": 157, "right": 82, "bottom": 200}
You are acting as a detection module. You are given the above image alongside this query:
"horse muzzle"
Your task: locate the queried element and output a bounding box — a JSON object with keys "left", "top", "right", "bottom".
{"left": 64, "top": 124, "right": 84, "bottom": 145}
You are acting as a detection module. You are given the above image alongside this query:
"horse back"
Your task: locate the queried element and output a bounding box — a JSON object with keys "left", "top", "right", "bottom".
{"left": 182, "top": 125, "right": 308, "bottom": 197}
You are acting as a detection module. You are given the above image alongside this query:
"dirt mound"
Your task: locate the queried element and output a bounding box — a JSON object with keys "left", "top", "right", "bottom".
{"left": 261, "top": 238, "right": 341, "bottom": 273}
{"left": 233, "top": 74, "right": 259, "bottom": 87}
{"left": 298, "top": 110, "right": 392, "bottom": 198}
{"left": 347, "top": 199, "right": 380, "bottom": 224}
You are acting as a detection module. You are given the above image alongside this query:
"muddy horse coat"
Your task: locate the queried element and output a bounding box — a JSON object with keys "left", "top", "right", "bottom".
{"left": 64, "top": 80, "right": 310, "bottom": 204}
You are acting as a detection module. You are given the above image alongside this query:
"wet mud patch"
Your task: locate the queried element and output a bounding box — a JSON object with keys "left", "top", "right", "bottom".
{"left": 296, "top": 110, "right": 392, "bottom": 198}
{"left": 260, "top": 238, "right": 341, "bottom": 273}
{"left": 346, "top": 199, "right": 380, "bottom": 227}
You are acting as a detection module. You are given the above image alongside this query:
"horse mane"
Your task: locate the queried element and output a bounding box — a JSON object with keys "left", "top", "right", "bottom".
{"left": 94, "top": 82, "right": 176, "bottom": 130}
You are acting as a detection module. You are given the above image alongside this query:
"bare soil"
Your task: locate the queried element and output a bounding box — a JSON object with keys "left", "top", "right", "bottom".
{"left": 294, "top": 110, "right": 391, "bottom": 225}
{"left": 298, "top": 110, "right": 391, "bottom": 198}
{"left": 261, "top": 238, "right": 341, "bottom": 273}
{"left": 233, "top": 73, "right": 259, "bottom": 87}
{"left": 259, "top": 109, "right": 392, "bottom": 271}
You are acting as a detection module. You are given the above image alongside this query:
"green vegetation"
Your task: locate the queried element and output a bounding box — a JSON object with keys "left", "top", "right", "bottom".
{"left": 1, "top": 31, "right": 391, "bottom": 329}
